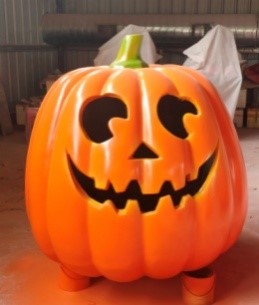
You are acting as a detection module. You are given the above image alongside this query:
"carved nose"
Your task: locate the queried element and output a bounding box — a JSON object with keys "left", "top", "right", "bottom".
{"left": 131, "top": 143, "right": 158, "bottom": 159}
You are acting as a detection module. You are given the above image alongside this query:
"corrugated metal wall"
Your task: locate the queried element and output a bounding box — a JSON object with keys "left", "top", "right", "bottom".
{"left": 1, "top": 0, "right": 259, "bottom": 115}
{"left": 59, "top": 0, "right": 259, "bottom": 79}
{"left": 0, "top": 0, "right": 58, "bottom": 115}
{"left": 0, "top": 0, "right": 54, "bottom": 45}
{"left": 63, "top": 0, "right": 259, "bottom": 14}
{"left": 0, "top": 49, "right": 58, "bottom": 108}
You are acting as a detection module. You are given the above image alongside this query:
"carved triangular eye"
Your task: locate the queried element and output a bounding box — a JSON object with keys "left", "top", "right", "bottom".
{"left": 82, "top": 97, "right": 127, "bottom": 143}
{"left": 157, "top": 95, "right": 198, "bottom": 138}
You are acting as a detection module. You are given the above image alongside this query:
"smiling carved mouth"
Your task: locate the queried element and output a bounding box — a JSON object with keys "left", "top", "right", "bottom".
{"left": 68, "top": 150, "right": 217, "bottom": 213}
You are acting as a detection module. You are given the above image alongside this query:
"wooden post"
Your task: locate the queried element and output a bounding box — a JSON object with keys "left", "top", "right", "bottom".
{"left": 0, "top": 82, "right": 13, "bottom": 135}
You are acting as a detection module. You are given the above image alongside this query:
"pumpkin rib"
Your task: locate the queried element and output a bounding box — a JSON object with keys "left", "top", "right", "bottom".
{"left": 25, "top": 69, "right": 95, "bottom": 260}
{"left": 175, "top": 66, "right": 247, "bottom": 251}
{"left": 184, "top": 148, "right": 234, "bottom": 270}
{"left": 148, "top": 65, "right": 246, "bottom": 268}
{"left": 154, "top": 65, "right": 220, "bottom": 163}
{"left": 43, "top": 68, "right": 115, "bottom": 271}
{"left": 185, "top": 66, "right": 246, "bottom": 253}
{"left": 25, "top": 68, "right": 97, "bottom": 260}
{"left": 86, "top": 200, "right": 145, "bottom": 281}
{"left": 143, "top": 195, "right": 198, "bottom": 278}
{"left": 138, "top": 68, "right": 194, "bottom": 193}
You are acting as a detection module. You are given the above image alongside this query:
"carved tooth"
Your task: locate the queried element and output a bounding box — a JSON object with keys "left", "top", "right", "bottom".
{"left": 94, "top": 177, "right": 109, "bottom": 190}
{"left": 155, "top": 195, "right": 176, "bottom": 214}
{"left": 103, "top": 199, "right": 118, "bottom": 213}
{"left": 141, "top": 179, "right": 163, "bottom": 194}
{"left": 187, "top": 168, "right": 199, "bottom": 182}
{"left": 111, "top": 178, "right": 131, "bottom": 193}
{"left": 89, "top": 198, "right": 116, "bottom": 213}
{"left": 119, "top": 200, "right": 141, "bottom": 216}
{"left": 170, "top": 167, "right": 186, "bottom": 191}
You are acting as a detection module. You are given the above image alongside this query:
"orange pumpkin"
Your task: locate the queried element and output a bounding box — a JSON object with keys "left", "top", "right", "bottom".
{"left": 25, "top": 35, "right": 247, "bottom": 288}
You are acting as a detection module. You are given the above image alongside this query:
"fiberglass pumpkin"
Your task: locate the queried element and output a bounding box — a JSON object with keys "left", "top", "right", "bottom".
{"left": 25, "top": 34, "right": 247, "bottom": 288}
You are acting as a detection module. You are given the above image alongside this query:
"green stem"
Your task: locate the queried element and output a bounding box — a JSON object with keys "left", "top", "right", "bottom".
{"left": 110, "top": 34, "right": 148, "bottom": 69}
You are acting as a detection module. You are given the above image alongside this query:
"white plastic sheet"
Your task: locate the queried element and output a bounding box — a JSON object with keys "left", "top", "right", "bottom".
{"left": 183, "top": 25, "right": 242, "bottom": 119}
{"left": 94, "top": 24, "right": 162, "bottom": 66}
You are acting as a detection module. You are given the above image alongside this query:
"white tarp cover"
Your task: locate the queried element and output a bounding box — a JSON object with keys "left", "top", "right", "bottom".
{"left": 94, "top": 24, "right": 162, "bottom": 66}
{"left": 183, "top": 25, "right": 242, "bottom": 119}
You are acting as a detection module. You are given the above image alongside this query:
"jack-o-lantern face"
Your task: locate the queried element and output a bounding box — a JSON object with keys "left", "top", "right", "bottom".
{"left": 25, "top": 35, "right": 247, "bottom": 282}
{"left": 68, "top": 94, "right": 216, "bottom": 213}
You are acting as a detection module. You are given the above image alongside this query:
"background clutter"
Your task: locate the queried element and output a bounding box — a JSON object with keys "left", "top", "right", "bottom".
{"left": 183, "top": 25, "right": 242, "bottom": 119}
{"left": 94, "top": 24, "right": 162, "bottom": 66}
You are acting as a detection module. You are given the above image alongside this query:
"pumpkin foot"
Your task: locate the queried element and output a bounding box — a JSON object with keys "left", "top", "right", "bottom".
{"left": 181, "top": 266, "right": 215, "bottom": 305}
{"left": 59, "top": 266, "right": 90, "bottom": 291}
